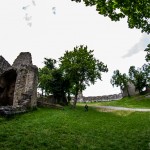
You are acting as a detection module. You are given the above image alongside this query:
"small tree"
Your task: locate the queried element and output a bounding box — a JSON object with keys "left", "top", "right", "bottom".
{"left": 59, "top": 45, "right": 108, "bottom": 107}
{"left": 38, "top": 67, "right": 52, "bottom": 96}
{"left": 38, "top": 58, "right": 71, "bottom": 105}
{"left": 111, "top": 70, "right": 130, "bottom": 97}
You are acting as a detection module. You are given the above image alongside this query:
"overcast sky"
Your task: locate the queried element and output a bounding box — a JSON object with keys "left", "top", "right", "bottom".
{"left": 0, "top": 0, "right": 149, "bottom": 96}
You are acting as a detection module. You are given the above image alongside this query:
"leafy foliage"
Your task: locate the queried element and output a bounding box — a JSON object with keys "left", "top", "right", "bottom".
{"left": 48, "top": 68, "right": 69, "bottom": 105}
{"left": 60, "top": 45, "right": 108, "bottom": 106}
{"left": 72, "top": 0, "right": 150, "bottom": 33}
{"left": 38, "top": 58, "right": 70, "bottom": 105}
{"left": 110, "top": 70, "right": 130, "bottom": 96}
{"left": 38, "top": 67, "right": 52, "bottom": 96}
{"left": 129, "top": 66, "right": 147, "bottom": 93}
{"left": 141, "top": 64, "right": 150, "bottom": 90}
{"left": 43, "top": 58, "right": 56, "bottom": 70}
{"left": 145, "top": 44, "right": 150, "bottom": 62}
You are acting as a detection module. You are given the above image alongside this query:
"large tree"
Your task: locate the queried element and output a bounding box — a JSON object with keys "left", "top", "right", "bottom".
{"left": 59, "top": 45, "right": 108, "bottom": 107}
{"left": 110, "top": 70, "right": 130, "bottom": 97}
{"left": 72, "top": 0, "right": 150, "bottom": 33}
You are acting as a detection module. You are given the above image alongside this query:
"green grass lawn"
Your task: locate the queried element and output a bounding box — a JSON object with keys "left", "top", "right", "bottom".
{"left": 78, "top": 95, "right": 150, "bottom": 108}
{"left": 0, "top": 106, "right": 150, "bottom": 150}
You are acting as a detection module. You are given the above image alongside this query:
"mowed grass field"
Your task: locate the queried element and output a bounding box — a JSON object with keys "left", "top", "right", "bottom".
{"left": 0, "top": 101, "right": 150, "bottom": 150}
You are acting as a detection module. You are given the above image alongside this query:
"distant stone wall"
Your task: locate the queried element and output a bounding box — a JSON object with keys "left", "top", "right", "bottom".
{"left": 75, "top": 93, "right": 122, "bottom": 102}
{"left": 37, "top": 95, "right": 56, "bottom": 104}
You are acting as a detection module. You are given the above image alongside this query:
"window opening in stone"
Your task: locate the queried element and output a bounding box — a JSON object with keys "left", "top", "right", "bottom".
{"left": 0, "top": 69, "right": 17, "bottom": 106}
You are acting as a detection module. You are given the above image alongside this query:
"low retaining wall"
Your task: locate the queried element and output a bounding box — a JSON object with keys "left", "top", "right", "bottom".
{"left": 76, "top": 93, "right": 123, "bottom": 102}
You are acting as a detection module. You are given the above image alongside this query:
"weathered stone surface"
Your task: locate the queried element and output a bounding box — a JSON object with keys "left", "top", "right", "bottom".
{"left": 73, "top": 93, "right": 123, "bottom": 103}
{"left": 13, "top": 65, "right": 38, "bottom": 108}
{"left": 0, "top": 106, "right": 27, "bottom": 117}
{"left": 122, "top": 82, "right": 139, "bottom": 97}
{"left": 0, "top": 55, "right": 12, "bottom": 75}
{"left": 0, "top": 52, "right": 38, "bottom": 116}
{"left": 13, "top": 52, "right": 32, "bottom": 68}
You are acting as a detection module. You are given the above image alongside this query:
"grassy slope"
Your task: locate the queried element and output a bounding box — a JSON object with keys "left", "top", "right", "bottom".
{"left": 0, "top": 106, "right": 150, "bottom": 150}
{"left": 79, "top": 95, "right": 150, "bottom": 108}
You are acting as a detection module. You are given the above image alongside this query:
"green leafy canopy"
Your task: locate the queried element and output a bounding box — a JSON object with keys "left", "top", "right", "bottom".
{"left": 59, "top": 45, "right": 108, "bottom": 91}
{"left": 72, "top": 0, "right": 150, "bottom": 33}
{"left": 59, "top": 45, "right": 108, "bottom": 106}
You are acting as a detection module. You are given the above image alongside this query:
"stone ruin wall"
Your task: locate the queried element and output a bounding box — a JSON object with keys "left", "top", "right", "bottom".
{"left": 12, "top": 53, "right": 38, "bottom": 108}
{"left": 0, "top": 52, "right": 38, "bottom": 112}
{"left": 0, "top": 56, "right": 11, "bottom": 74}
{"left": 122, "top": 82, "right": 139, "bottom": 97}
{"left": 76, "top": 93, "right": 123, "bottom": 103}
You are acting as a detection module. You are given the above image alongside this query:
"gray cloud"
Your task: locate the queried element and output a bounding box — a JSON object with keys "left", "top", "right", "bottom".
{"left": 122, "top": 34, "right": 150, "bottom": 58}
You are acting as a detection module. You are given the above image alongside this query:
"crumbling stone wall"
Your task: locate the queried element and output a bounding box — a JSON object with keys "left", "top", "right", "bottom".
{"left": 13, "top": 65, "right": 38, "bottom": 108}
{"left": 122, "top": 82, "right": 139, "bottom": 97}
{"left": 74, "top": 93, "right": 123, "bottom": 103}
{"left": 0, "top": 52, "right": 38, "bottom": 110}
{"left": 0, "top": 56, "right": 12, "bottom": 74}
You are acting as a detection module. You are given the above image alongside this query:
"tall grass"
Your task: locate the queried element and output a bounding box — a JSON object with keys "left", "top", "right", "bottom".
{"left": 0, "top": 106, "right": 150, "bottom": 150}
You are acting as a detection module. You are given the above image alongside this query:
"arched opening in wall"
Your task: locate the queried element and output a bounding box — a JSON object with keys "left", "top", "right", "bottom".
{"left": 0, "top": 69, "right": 17, "bottom": 106}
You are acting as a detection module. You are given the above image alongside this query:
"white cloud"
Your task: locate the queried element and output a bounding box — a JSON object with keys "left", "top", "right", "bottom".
{"left": 122, "top": 33, "right": 150, "bottom": 58}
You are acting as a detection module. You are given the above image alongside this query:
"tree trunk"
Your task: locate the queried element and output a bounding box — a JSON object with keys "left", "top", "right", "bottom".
{"left": 67, "top": 92, "right": 71, "bottom": 104}
{"left": 126, "top": 87, "right": 130, "bottom": 97}
{"left": 73, "top": 90, "right": 78, "bottom": 108}
{"left": 62, "top": 93, "right": 68, "bottom": 106}
{"left": 73, "top": 95, "right": 77, "bottom": 108}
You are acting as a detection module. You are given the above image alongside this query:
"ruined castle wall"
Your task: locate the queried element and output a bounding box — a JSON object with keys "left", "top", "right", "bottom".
{"left": 12, "top": 52, "right": 38, "bottom": 108}
{"left": 74, "top": 93, "right": 123, "bottom": 102}
{"left": 13, "top": 67, "right": 28, "bottom": 106}
{"left": 24, "top": 65, "right": 38, "bottom": 107}
{"left": 0, "top": 56, "right": 11, "bottom": 75}
{"left": 12, "top": 52, "right": 32, "bottom": 68}
{"left": 0, "top": 52, "right": 38, "bottom": 116}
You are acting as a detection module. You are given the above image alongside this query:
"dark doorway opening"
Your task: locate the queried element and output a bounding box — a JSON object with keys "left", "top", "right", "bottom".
{"left": 0, "top": 69, "right": 17, "bottom": 106}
